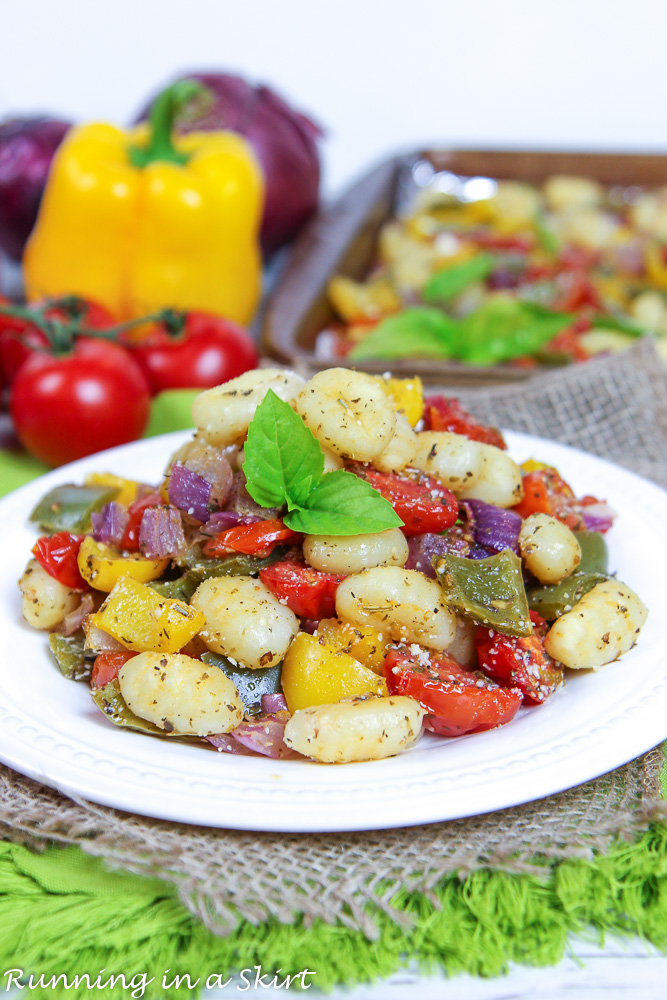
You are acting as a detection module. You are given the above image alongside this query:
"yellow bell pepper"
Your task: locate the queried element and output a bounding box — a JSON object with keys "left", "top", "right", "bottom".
{"left": 92, "top": 576, "right": 205, "bottom": 654}
{"left": 23, "top": 81, "right": 263, "bottom": 324}
{"left": 315, "top": 619, "right": 389, "bottom": 674}
{"left": 373, "top": 375, "right": 424, "bottom": 426}
{"left": 77, "top": 536, "right": 168, "bottom": 592}
{"left": 281, "top": 633, "right": 387, "bottom": 713}
{"left": 84, "top": 473, "right": 139, "bottom": 507}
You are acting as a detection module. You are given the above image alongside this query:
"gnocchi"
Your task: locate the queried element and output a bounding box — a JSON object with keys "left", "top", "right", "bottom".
{"left": 192, "top": 368, "right": 305, "bottom": 447}
{"left": 519, "top": 513, "right": 581, "bottom": 584}
{"left": 284, "top": 695, "right": 425, "bottom": 763}
{"left": 191, "top": 577, "right": 299, "bottom": 669}
{"left": 336, "top": 566, "right": 457, "bottom": 650}
{"left": 303, "top": 528, "right": 408, "bottom": 575}
{"left": 412, "top": 431, "right": 485, "bottom": 492}
{"left": 119, "top": 652, "right": 244, "bottom": 735}
{"left": 19, "top": 559, "right": 80, "bottom": 630}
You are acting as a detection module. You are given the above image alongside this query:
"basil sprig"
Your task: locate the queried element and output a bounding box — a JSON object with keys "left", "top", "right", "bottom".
{"left": 243, "top": 391, "right": 403, "bottom": 536}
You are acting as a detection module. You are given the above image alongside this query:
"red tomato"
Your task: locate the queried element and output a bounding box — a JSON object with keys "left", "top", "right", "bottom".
{"left": 552, "top": 271, "right": 601, "bottom": 312}
{"left": 0, "top": 296, "right": 116, "bottom": 386}
{"left": 423, "top": 396, "right": 507, "bottom": 450}
{"left": 10, "top": 338, "right": 150, "bottom": 467}
{"left": 123, "top": 311, "right": 259, "bottom": 394}
{"left": 259, "top": 560, "right": 345, "bottom": 619}
{"left": 31, "top": 532, "right": 86, "bottom": 590}
{"left": 119, "top": 491, "right": 163, "bottom": 552}
{"left": 91, "top": 651, "right": 134, "bottom": 689}
{"left": 384, "top": 645, "right": 522, "bottom": 737}
{"left": 513, "top": 467, "right": 584, "bottom": 530}
{"left": 203, "top": 519, "right": 301, "bottom": 558}
{"left": 474, "top": 611, "right": 563, "bottom": 704}
{"left": 470, "top": 232, "right": 534, "bottom": 253}
{"left": 350, "top": 466, "right": 458, "bottom": 536}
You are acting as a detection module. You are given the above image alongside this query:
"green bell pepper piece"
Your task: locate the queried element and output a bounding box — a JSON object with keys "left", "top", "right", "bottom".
{"left": 435, "top": 548, "right": 533, "bottom": 636}
{"left": 30, "top": 484, "right": 119, "bottom": 533}
{"left": 49, "top": 633, "right": 92, "bottom": 682}
{"left": 201, "top": 652, "right": 283, "bottom": 717}
{"left": 528, "top": 531, "right": 608, "bottom": 620}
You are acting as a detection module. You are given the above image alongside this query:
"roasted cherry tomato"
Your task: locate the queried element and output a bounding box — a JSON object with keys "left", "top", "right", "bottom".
{"left": 11, "top": 338, "right": 150, "bottom": 467}
{"left": 91, "top": 650, "right": 134, "bottom": 689}
{"left": 0, "top": 295, "right": 116, "bottom": 386}
{"left": 512, "top": 467, "right": 584, "bottom": 530}
{"left": 384, "top": 644, "right": 522, "bottom": 737}
{"left": 259, "top": 559, "right": 344, "bottom": 619}
{"left": 203, "top": 519, "right": 301, "bottom": 558}
{"left": 122, "top": 310, "right": 259, "bottom": 395}
{"left": 31, "top": 532, "right": 86, "bottom": 590}
{"left": 474, "top": 611, "right": 563, "bottom": 704}
{"left": 350, "top": 466, "right": 458, "bottom": 536}
{"left": 423, "top": 395, "right": 507, "bottom": 450}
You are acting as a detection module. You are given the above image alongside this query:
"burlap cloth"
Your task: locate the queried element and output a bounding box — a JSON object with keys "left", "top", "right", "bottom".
{"left": 1, "top": 337, "right": 666, "bottom": 940}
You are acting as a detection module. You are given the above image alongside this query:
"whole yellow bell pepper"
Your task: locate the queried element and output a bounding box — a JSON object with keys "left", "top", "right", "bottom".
{"left": 23, "top": 81, "right": 264, "bottom": 324}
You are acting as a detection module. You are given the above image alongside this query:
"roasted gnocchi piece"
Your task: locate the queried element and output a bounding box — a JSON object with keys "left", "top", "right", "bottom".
{"left": 191, "top": 577, "right": 299, "bottom": 669}
{"left": 283, "top": 694, "right": 425, "bottom": 763}
{"left": 412, "top": 431, "right": 485, "bottom": 492}
{"left": 118, "top": 652, "right": 244, "bottom": 735}
{"left": 456, "top": 443, "right": 523, "bottom": 508}
{"left": 519, "top": 513, "right": 582, "bottom": 584}
{"left": 303, "top": 528, "right": 408, "bottom": 575}
{"left": 192, "top": 368, "right": 305, "bottom": 447}
{"left": 19, "top": 559, "right": 80, "bottom": 630}
{"left": 295, "top": 368, "right": 396, "bottom": 461}
{"left": 544, "top": 580, "right": 648, "bottom": 670}
{"left": 336, "top": 566, "right": 457, "bottom": 650}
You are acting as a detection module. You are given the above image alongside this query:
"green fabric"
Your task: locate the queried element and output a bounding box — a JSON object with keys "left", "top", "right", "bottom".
{"left": 1, "top": 829, "right": 667, "bottom": 998}
{"left": 1, "top": 391, "right": 667, "bottom": 995}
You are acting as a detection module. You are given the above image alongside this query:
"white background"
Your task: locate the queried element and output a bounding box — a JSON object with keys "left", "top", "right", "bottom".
{"left": 3, "top": 0, "right": 667, "bottom": 197}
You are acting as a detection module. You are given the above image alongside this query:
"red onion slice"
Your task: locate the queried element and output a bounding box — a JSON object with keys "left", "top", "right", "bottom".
{"left": 231, "top": 711, "right": 293, "bottom": 759}
{"left": 206, "top": 733, "right": 259, "bottom": 755}
{"left": 581, "top": 501, "right": 616, "bottom": 534}
{"left": 462, "top": 499, "right": 522, "bottom": 555}
{"left": 261, "top": 693, "right": 288, "bottom": 713}
{"left": 139, "top": 506, "right": 186, "bottom": 559}
{"left": 91, "top": 501, "right": 129, "bottom": 547}
{"left": 168, "top": 464, "right": 212, "bottom": 523}
{"left": 83, "top": 623, "right": 126, "bottom": 653}
{"left": 58, "top": 592, "right": 94, "bottom": 636}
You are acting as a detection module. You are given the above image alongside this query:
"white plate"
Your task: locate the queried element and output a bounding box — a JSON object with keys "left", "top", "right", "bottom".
{"left": 1, "top": 431, "right": 666, "bottom": 832}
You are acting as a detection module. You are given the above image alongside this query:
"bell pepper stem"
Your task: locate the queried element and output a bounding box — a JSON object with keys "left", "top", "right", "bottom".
{"left": 129, "top": 80, "right": 208, "bottom": 168}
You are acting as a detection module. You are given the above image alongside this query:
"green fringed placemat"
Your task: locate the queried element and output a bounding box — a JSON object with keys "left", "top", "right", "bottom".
{"left": 1, "top": 341, "right": 667, "bottom": 995}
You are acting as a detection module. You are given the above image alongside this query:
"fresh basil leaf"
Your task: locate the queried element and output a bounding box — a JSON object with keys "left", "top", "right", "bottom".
{"left": 348, "top": 308, "right": 458, "bottom": 361}
{"left": 244, "top": 390, "right": 324, "bottom": 509}
{"left": 284, "top": 469, "right": 403, "bottom": 535}
{"left": 423, "top": 253, "right": 494, "bottom": 303}
{"left": 458, "top": 299, "right": 572, "bottom": 366}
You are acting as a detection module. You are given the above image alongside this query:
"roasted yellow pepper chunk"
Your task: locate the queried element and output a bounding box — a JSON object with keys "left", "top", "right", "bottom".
{"left": 92, "top": 576, "right": 205, "bottom": 654}
{"left": 77, "top": 536, "right": 168, "bottom": 592}
{"left": 84, "top": 473, "right": 139, "bottom": 507}
{"left": 374, "top": 376, "right": 424, "bottom": 426}
{"left": 281, "top": 633, "right": 387, "bottom": 713}
{"left": 328, "top": 275, "right": 401, "bottom": 322}
{"left": 315, "top": 619, "right": 388, "bottom": 675}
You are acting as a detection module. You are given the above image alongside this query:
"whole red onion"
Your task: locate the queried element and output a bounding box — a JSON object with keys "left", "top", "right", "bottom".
{"left": 136, "top": 73, "right": 322, "bottom": 253}
{"left": 0, "top": 117, "right": 71, "bottom": 260}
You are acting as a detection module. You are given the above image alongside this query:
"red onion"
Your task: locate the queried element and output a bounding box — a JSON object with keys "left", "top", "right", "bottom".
{"left": 58, "top": 592, "right": 94, "bottom": 636}
{"left": 231, "top": 711, "right": 294, "bottom": 759}
{"left": 91, "top": 501, "right": 129, "bottom": 547}
{"left": 139, "top": 506, "right": 186, "bottom": 559}
{"left": 199, "top": 510, "right": 263, "bottom": 536}
{"left": 462, "top": 499, "right": 522, "bottom": 555}
{"left": 206, "top": 733, "right": 258, "bottom": 755}
{"left": 226, "top": 472, "right": 281, "bottom": 519}
{"left": 581, "top": 500, "right": 616, "bottom": 534}
{"left": 261, "top": 693, "right": 287, "bottom": 713}
{"left": 168, "top": 464, "right": 212, "bottom": 523}
{"left": 135, "top": 73, "right": 322, "bottom": 253}
{"left": 83, "top": 622, "right": 126, "bottom": 653}
{"left": 406, "top": 533, "right": 458, "bottom": 578}
{"left": 0, "top": 117, "right": 71, "bottom": 259}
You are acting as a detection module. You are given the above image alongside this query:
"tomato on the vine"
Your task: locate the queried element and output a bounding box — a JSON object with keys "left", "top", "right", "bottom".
{"left": 384, "top": 644, "right": 522, "bottom": 736}
{"left": 122, "top": 310, "right": 258, "bottom": 394}
{"left": 0, "top": 295, "right": 115, "bottom": 386}
{"left": 10, "top": 338, "right": 150, "bottom": 467}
